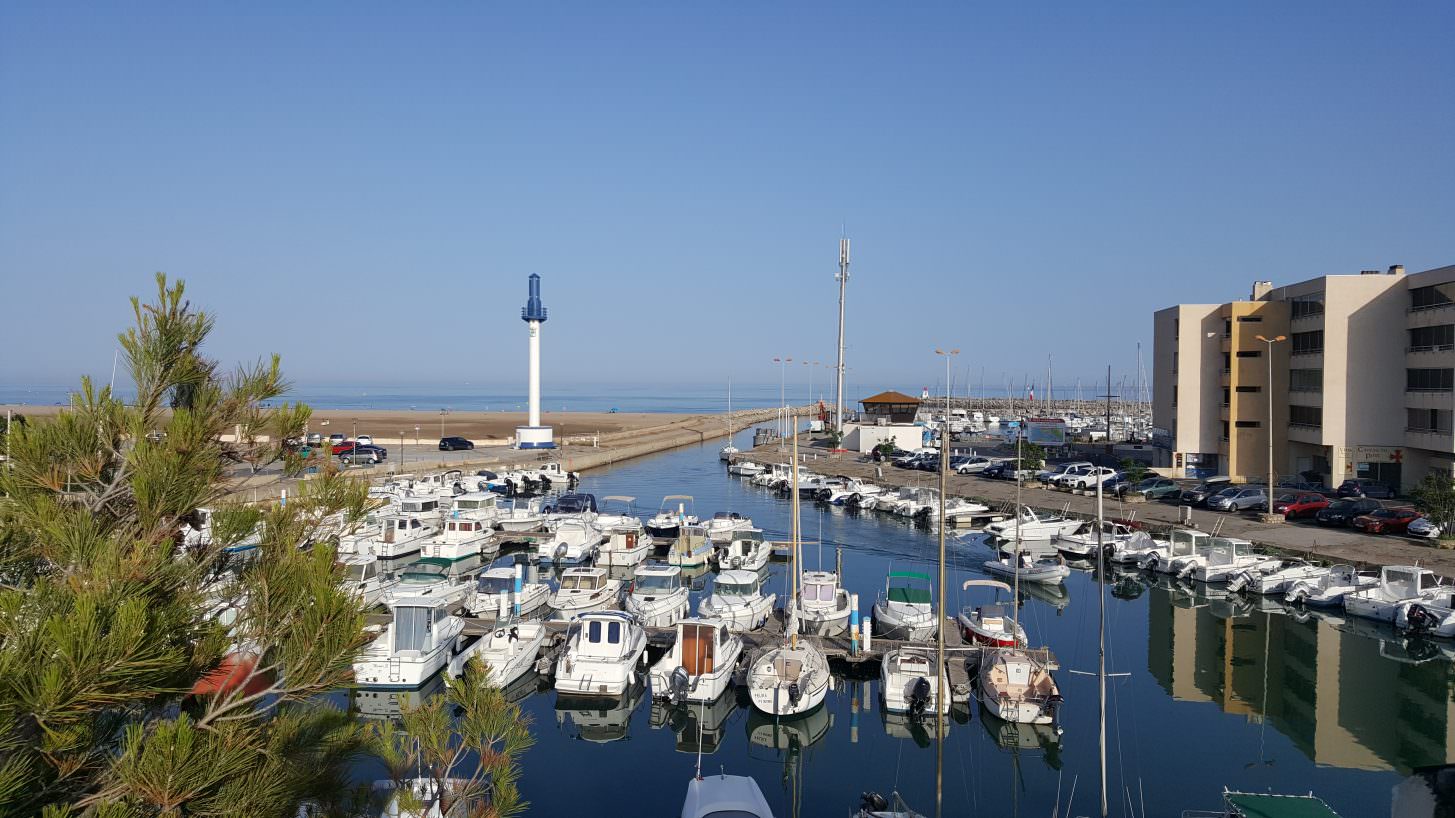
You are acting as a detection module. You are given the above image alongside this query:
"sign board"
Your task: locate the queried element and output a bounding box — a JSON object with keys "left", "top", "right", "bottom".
{"left": 1025, "top": 417, "right": 1067, "bottom": 446}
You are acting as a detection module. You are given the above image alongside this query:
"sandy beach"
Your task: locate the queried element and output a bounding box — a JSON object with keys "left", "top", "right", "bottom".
{"left": 0, "top": 405, "right": 698, "bottom": 442}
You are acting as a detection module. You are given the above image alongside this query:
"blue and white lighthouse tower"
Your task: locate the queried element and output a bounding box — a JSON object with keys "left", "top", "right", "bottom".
{"left": 516, "top": 274, "right": 555, "bottom": 449}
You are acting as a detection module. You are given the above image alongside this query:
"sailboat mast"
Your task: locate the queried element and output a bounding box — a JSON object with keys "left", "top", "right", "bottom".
{"left": 1012, "top": 432, "right": 1022, "bottom": 631}
{"left": 1098, "top": 364, "right": 1110, "bottom": 817}
{"left": 936, "top": 408, "right": 948, "bottom": 818}
{"left": 834, "top": 237, "right": 850, "bottom": 432}
{"left": 790, "top": 429, "right": 801, "bottom": 649}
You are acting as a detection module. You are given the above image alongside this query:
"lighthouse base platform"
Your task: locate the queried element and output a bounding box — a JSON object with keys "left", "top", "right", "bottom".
{"left": 514, "top": 426, "right": 556, "bottom": 449}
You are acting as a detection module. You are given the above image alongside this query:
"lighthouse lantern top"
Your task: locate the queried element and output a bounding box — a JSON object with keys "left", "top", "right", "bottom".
{"left": 521, "top": 273, "right": 548, "bottom": 322}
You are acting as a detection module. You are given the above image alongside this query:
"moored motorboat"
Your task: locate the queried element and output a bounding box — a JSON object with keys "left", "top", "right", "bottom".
{"left": 668, "top": 524, "right": 717, "bottom": 568}
{"left": 451, "top": 618, "right": 546, "bottom": 689}
{"left": 383, "top": 556, "right": 479, "bottom": 609}
{"left": 535, "top": 518, "right": 602, "bottom": 565}
{"left": 1344, "top": 565, "right": 1443, "bottom": 623}
{"left": 468, "top": 564, "right": 550, "bottom": 619}
{"left": 983, "top": 553, "right": 1070, "bottom": 586}
{"left": 419, "top": 517, "right": 499, "bottom": 565}
{"left": 624, "top": 562, "right": 691, "bottom": 627}
{"left": 340, "top": 553, "right": 397, "bottom": 609}
{"left": 879, "top": 645, "right": 950, "bottom": 716}
{"left": 1186, "top": 537, "right": 1278, "bottom": 583}
{"left": 553, "top": 610, "right": 647, "bottom": 697}
{"left": 704, "top": 511, "right": 754, "bottom": 543}
{"left": 873, "top": 570, "right": 937, "bottom": 641}
{"left": 353, "top": 595, "right": 465, "bottom": 689}
{"left": 956, "top": 579, "right": 1027, "bottom": 648}
{"left": 715, "top": 528, "right": 772, "bottom": 572}
{"left": 697, "top": 569, "right": 776, "bottom": 631}
{"left": 1284, "top": 564, "right": 1378, "bottom": 607}
{"left": 792, "top": 570, "right": 852, "bottom": 637}
{"left": 682, "top": 773, "right": 775, "bottom": 818}
{"left": 548, "top": 566, "right": 623, "bottom": 621}
{"left": 650, "top": 618, "right": 742, "bottom": 704}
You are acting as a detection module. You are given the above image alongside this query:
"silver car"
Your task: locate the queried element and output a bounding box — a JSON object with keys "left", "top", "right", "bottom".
{"left": 1210, "top": 487, "right": 1267, "bottom": 512}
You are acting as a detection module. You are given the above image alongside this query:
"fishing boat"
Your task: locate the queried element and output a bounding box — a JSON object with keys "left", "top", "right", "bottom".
{"left": 747, "top": 432, "right": 832, "bottom": 718}
{"left": 534, "top": 518, "right": 602, "bottom": 565}
{"left": 553, "top": 610, "right": 647, "bottom": 697}
{"left": 1185, "top": 537, "right": 1278, "bottom": 583}
{"left": 668, "top": 524, "right": 716, "bottom": 568}
{"left": 353, "top": 595, "right": 465, "bottom": 689}
{"left": 1344, "top": 564, "right": 1444, "bottom": 623}
{"left": 624, "top": 562, "right": 691, "bottom": 627}
{"left": 467, "top": 565, "right": 549, "bottom": 619}
{"left": 1140, "top": 528, "right": 1211, "bottom": 574}
{"left": 597, "top": 502, "right": 652, "bottom": 567}
{"left": 1283, "top": 564, "right": 1378, "bottom": 607}
{"left": 339, "top": 553, "right": 397, "bottom": 609}
{"left": 983, "top": 553, "right": 1070, "bottom": 586}
{"left": 547, "top": 566, "right": 623, "bottom": 621}
{"left": 873, "top": 570, "right": 937, "bottom": 641}
{"left": 879, "top": 646, "right": 950, "bottom": 716}
{"left": 450, "top": 618, "right": 546, "bottom": 689}
{"left": 647, "top": 495, "right": 697, "bottom": 538}
{"left": 445, "top": 491, "right": 505, "bottom": 526}
{"left": 419, "top": 517, "right": 499, "bottom": 565}
{"left": 956, "top": 579, "right": 1027, "bottom": 647}
{"left": 340, "top": 513, "right": 436, "bottom": 559}
{"left": 496, "top": 497, "right": 549, "bottom": 533}
{"left": 382, "top": 556, "right": 479, "bottom": 609}
{"left": 792, "top": 570, "right": 852, "bottom": 636}
{"left": 697, "top": 569, "right": 776, "bottom": 631}
{"left": 715, "top": 528, "right": 772, "bottom": 572}
{"left": 704, "top": 511, "right": 754, "bottom": 543}
{"left": 649, "top": 618, "right": 742, "bottom": 704}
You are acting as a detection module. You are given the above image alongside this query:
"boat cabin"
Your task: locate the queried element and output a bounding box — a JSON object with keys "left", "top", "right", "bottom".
{"left": 570, "top": 612, "right": 638, "bottom": 660}
{"left": 721, "top": 529, "right": 766, "bottom": 558}
{"left": 342, "top": 555, "right": 381, "bottom": 584}
{"left": 381, "top": 515, "right": 428, "bottom": 544}
{"left": 800, "top": 571, "right": 842, "bottom": 605}
{"left": 884, "top": 571, "right": 934, "bottom": 605}
{"left": 1168, "top": 528, "right": 1211, "bottom": 558}
{"left": 713, "top": 570, "right": 764, "bottom": 598}
{"left": 1380, "top": 565, "right": 1441, "bottom": 598}
{"left": 632, "top": 563, "right": 682, "bottom": 595}
{"left": 712, "top": 511, "right": 745, "bottom": 522}
{"left": 391, "top": 598, "right": 452, "bottom": 655}
{"left": 476, "top": 568, "right": 518, "bottom": 596}
{"left": 1205, "top": 536, "right": 1255, "bottom": 566}
{"left": 396, "top": 558, "right": 455, "bottom": 588}
{"left": 441, "top": 518, "right": 490, "bottom": 541}
{"left": 559, "top": 567, "right": 610, "bottom": 592}
{"left": 551, "top": 493, "right": 598, "bottom": 514}
{"left": 450, "top": 492, "right": 499, "bottom": 514}
{"left": 398, "top": 497, "right": 441, "bottom": 516}
{"left": 677, "top": 620, "right": 731, "bottom": 677}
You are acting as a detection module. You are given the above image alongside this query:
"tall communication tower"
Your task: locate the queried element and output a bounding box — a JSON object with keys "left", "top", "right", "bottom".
{"left": 834, "top": 237, "right": 850, "bottom": 432}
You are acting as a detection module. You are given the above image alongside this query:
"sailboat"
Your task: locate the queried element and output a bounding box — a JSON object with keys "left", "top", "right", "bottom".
{"left": 719, "top": 379, "right": 738, "bottom": 462}
{"left": 977, "top": 432, "right": 1062, "bottom": 729}
{"left": 747, "top": 431, "right": 831, "bottom": 717}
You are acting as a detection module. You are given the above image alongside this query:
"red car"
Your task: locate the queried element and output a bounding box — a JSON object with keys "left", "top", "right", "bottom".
{"left": 1352, "top": 506, "right": 1420, "bottom": 534}
{"left": 331, "top": 441, "right": 357, "bottom": 455}
{"left": 1280, "top": 493, "right": 1330, "bottom": 519}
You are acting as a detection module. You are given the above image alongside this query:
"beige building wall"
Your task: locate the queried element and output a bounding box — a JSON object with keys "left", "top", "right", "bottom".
{"left": 1402, "top": 264, "right": 1455, "bottom": 486}
{"left": 1153, "top": 304, "right": 1222, "bottom": 478}
{"left": 1222, "top": 300, "right": 1290, "bottom": 483}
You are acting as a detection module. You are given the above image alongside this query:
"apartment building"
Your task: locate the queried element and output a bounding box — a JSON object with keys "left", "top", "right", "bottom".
{"left": 1153, "top": 263, "right": 1455, "bottom": 492}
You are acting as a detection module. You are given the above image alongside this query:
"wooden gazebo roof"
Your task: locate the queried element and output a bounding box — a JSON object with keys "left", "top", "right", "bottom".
{"left": 860, "top": 390, "right": 921, "bottom": 406}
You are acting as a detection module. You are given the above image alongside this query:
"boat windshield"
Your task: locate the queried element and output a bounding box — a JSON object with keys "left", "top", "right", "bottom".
{"left": 455, "top": 498, "right": 487, "bottom": 510}
{"left": 561, "top": 573, "right": 601, "bottom": 591}
{"left": 477, "top": 575, "right": 514, "bottom": 595}
{"left": 635, "top": 574, "right": 679, "bottom": 593}
{"left": 401, "top": 564, "right": 449, "bottom": 583}
{"left": 803, "top": 583, "right": 836, "bottom": 602}
{"left": 716, "top": 580, "right": 756, "bottom": 597}
{"left": 345, "top": 563, "right": 372, "bottom": 581}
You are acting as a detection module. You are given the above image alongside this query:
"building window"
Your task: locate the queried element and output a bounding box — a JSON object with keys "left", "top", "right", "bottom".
{"left": 1407, "top": 408, "right": 1453, "bottom": 434}
{"left": 1173, "top": 317, "right": 1180, "bottom": 341}
{"left": 1407, "top": 368, "right": 1455, "bottom": 392}
{"left": 1289, "top": 368, "right": 1322, "bottom": 392}
{"left": 1411, "top": 284, "right": 1455, "bottom": 311}
{"left": 1291, "top": 331, "right": 1324, "bottom": 355}
{"left": 1222, "top": 421, "right": 1230, "bottom": 441}
{"left": 1223, "top": 319, "right": 1232, "bottom": 338}
{"left": 1222, "top": 353, "right": 1231, "bottom": 373}
{"left": 1222, "top": 388, "right": 1230, "bottom": 407}
{"left": 1236, "top": 350, "right": 1261, "bottom": 358}
{"left": 1409, "top": 324, "right": 1455, "bottom": 352}
{"left": 1290, "top": 294, "right": 1325, "bottom": 319}
{"left": 1235, "top": 385, "right": 1261, "bottom": 393}
{"left": 1237, "top": 315, "right": 1263, "bottom": 323}
{"left": 1171, "top": 385, "right": 1177, "bottom": 408}
{"left": 1289, "top": 405, "right": 1322, "bottom": 428}
{"left": 1235, "top": 420, "right": 1261, "bottom": 428}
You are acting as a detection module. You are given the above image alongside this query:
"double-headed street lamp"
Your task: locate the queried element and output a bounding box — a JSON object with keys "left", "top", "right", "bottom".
{"left": 773, "top": 356, "right": 793, "bottom": 445}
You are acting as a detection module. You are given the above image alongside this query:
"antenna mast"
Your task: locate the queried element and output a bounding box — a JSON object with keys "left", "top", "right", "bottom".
{"left": 834, "top": 237, "right": 850, "bottom": 433}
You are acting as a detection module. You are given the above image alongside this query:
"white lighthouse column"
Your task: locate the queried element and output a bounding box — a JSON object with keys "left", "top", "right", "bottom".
{"left": 527, "top": 320, "right": 541, "bottom": 428}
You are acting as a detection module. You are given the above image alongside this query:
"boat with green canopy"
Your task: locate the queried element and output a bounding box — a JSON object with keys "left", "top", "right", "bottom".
{"left": 873, "top": 569, "right": 937, "bottom": 640}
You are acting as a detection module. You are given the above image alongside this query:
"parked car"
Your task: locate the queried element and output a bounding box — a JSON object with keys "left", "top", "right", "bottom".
{"left": 1040, "top": 462, "right": 1094, "bottom": 486}
{"left": 1210, "top": 486, "right": 1267, "bottom": 512}
{"left": 306, "top": 433, "right": 323, "bottom": 445}
{"left": 1103, "top": 473, "right": 1133, "bottom": 496}
{"left": 338, "top": 444, "right": 388, "bottom": 465}
{"left": 981, "top": 462, "right": 1009, "bottom": 479}
{"left": 439, "top": 436, "right": 475, "bottom": 451}
{"left": 1120, "top": 477, "right": 1179, "bottom": 500}
{"left": 1315, "top": 498, "right": 1382, "bottom": 526}
{"left": 1273, "top": 492, "right": 1329, "bottom": 518}
{"left": 1276, "top": 479, "right": 1332, "bottom": 496}
{"left": 1336, "top": 478, "right": 1396, "bottom": 499}
{"left": 1180, "top": 477, "right": 1233, "bottom": 507}
{"left": 327, "top": 433, "right": 346, "bottom": 447}
{"left": 1408, "top": 517, "right": 1443, "bottom": 539}
{"left": 1352, "top": 506, "right": 1421, "bottom": 535}
{"left": 954, "top": 456, "right": 998, "bottom": 474}
{"left": 1066, "top": 467, "right": 1119, "bottom": 490}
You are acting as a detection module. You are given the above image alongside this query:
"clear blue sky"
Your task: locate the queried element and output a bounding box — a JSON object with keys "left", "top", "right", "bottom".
{"left": 2, "top": 2, "right": 1451, "bottom": 395}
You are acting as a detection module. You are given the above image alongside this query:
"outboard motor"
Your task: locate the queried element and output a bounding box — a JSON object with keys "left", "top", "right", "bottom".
{"left": 816, "top": 488, "right": 832, "bottom": 502}
{"left": 1225, "top": 571, "right": 1250, "bottom": 595}
{"left": 669, "top": 666, "right": 691, "bottom": 706}
{"left": 908, "top": 676, "right": 932, "bottom": 719}
{"left": 1404, "top": 603, "right": 1435, "bottom": 634}
{"left": 787, "top": 681, "right": 802, "bottom": 706}
{"left": 1101, "top": 543, "right": 1117, "bottom": 563}
{"left": 1047, "top": 693, "right": 1065, "bottom": 735}
{"left": 859, "top": 792, "right": 889, "bottom": 814}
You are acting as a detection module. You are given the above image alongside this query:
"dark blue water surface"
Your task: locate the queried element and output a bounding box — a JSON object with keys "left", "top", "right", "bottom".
{"left": 353, "top": 428, "right": 1444, "bottom": 817}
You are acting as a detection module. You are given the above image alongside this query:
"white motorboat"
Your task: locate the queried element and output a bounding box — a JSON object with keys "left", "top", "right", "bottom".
{"left": 698, "top": 569, "right": 776, "bottom": 631}
{"left": 890, "top": 487, "right": 939, "bottom": 518}
{"left": 353, "top": 596, "right": 465, "bottom": 688}
{"left": 792, "top": 570, "right": 852, "bottom": 637}
{"left": 624, "top": 562, "right": 691, "bottom": 627}
{"left": 1185, "top": 537, "right": 1278, "bottom": 583}
{"left": 445, "top": 491, "right": 505, "bottom": 525}
{"left": 647, "top": 495, "right": 697, "bottom": 539}
{"left": 716, "top": 528, "right": 772, "bottom": 572}
{"left": 1110, "top": 530, "right": 1166, "bottom": 565}
{"left": 1229, "top": 560, "right": 1329, "bottom": 595}
{"left": 1284, "top": 564, "right": 1378, "bottom": 607}
{"left": 650, "top": 618, "right": 742, "bottom": 704}
{"left": 977, "top": 646, "right": 1063, "bottom": 728}
{"left": 983, "top": 553, "right": 1070, "bottom": 586}
{"left": 668, "top": 524, "right": 717, "bottom": 568}
{"left": 553, "top": 610, "right": 647, "bottom": 696}
{"left": 823, "top": 477, "right": 885, "bottom": 506}
{"left": 747, "top": 640, "right": 832, "bottom": 718}
{"left": 535, "top": 518, "right": 602, "bottom": 565}
{"left": 984, "top": 507, "right": 1083, "bottom": 541}
{"left": 873, "top": 570, "right": 937, "bottom": 641}
{"left": 419, "top": 517, "right": 499, "bottom": 565}
{"left": 879, "top": 646, "right": 950, "bottom": 716}
{"left": 498, "top": 461, "right": 578, "bottom": 494}
{"left": 383, "top": 557, "right": 479, "bottom": 609}
{"left": 1141, "top": 528, "right": 1212, "bottom": 575}
{"left": 1055, "top": 520, "right": 1136, "bottom": 559}
{"left": 340, "top": 513, "right": 436, "bottom": 559}
{"left": 728, "top": 461, "right": 766, "bottom": 477}
{"left": 956, "top": 579, "right": 1026, "bottom": 648}
{"left": 395, "top": 495, "right": 445, "bottom": 526}
{"left": 1396, "top": 586, "right": 1455, "bottom": 638}
{"left": 340, "top": 553, "right": 397, "bottom": 609}
{"left": 468, "top": 564, "right": 550, "bottom": 619}
{"left": 682, "top": 773, "right": 775, "bottom": 818}
{"left": 871, "top": 486, "right": 918, "bottom": 513}
{"left": 548, "top": 566, "right": 623, "bottom": 621}
{"left": 496, "top": 497, "right": 549, "bottom": 533}
{"left": 917, "top": 496, "right": 992, "bottom": 524}
{"left": 1344, "top": 565, "right": 1444, "bottom": 623}
{"left": 598, "top": 521, "right": 652, "bottom": 567}
{"left": 592, "top": 495, "right": 640, "bottom": 531}
{"left": 704, "top": 511, "right": 754, "bottom": 543}
{"left": 451, "top": 618, "right": 546, "bottom": 689}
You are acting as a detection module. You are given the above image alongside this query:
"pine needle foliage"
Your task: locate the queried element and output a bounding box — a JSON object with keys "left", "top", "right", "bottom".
{"left": 0, "top": 275, "right": 379, "bottom": 816}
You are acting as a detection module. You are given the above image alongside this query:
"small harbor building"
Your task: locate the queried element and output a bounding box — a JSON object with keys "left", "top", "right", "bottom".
{"left": 841, "top": 390, "right": 927, "bottom": 453}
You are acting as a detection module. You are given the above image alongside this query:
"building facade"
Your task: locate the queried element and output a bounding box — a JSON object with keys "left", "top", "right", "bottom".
{"left": 1153, "top": 263, "right": 1455, "bottom": 491}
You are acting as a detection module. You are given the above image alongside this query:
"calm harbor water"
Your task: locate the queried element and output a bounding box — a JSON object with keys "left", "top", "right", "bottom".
{"left": 349, "top": 428, "right": 1446, "bottom": 816}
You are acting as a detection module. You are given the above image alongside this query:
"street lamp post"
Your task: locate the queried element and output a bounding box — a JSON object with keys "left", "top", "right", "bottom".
{"left": 440, "top": 409, "right": 447, "bottom": 440}
{"left": 400, "top": 430, "right": 406, "bottom": 470}
{"left": 932, "top": 347, "right": 958, "bottom": 807}
{"left": 773, "top": 356, "right": 793, "bottom": 447}
{"left": 1255, "top": 334, "right": 1286, "bottom": 516}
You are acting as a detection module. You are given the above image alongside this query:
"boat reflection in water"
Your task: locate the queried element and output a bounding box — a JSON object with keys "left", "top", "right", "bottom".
{"left": 879, "top": 706, "right": 950, "bottom": 749}
{"left": 745, "top": 704, "right": 832, "bottom": 753}
{"left": 554, "top": 682, "right": 646, "bottom": 744}
{"left": 650, "top": 688, "right": 739, "bottom": 755}
{"left": 978, "top": 706, "right": 1064, "bottom": 770}
{"left": 350, "top": 671, "right": 448, "bottom": 723}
